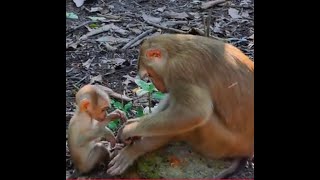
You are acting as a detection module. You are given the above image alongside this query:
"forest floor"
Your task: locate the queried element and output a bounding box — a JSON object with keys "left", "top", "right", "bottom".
{"left": 66, "top": 0, "right": 254, "bottom": 179}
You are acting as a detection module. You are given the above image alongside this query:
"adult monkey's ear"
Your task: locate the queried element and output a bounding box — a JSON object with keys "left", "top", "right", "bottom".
{"left": 145, "top": 48, "right": 162, "bottom": 59}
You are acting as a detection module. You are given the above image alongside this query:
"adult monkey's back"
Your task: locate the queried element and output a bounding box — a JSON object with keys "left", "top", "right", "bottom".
{"left": 108, "top": 34, "right": 254, "bottom": 178}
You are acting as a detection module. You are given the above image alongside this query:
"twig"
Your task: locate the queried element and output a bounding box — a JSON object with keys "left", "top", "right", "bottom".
{"left": 133, "top": 1, "right": 142, "bottom": 7}
{"left": 121, "top": 28, "right": 156, "bottom": 51}
{"left": 95, "top": 85, "right": 133, "bottom": 101}
{"left": 145, "top": 21, "right": 188, "bottom": 34}
{"left": 67, "top": 21, "right": 92, "bottom": 35}
{"left": 201, "top": 0, "right": 227, "bottom": 9}
{"left": 188, "top": 28, "right": 226, "bottom": 42}
{"left": 73, "top": 84, "right": 80, "bottom": 90}
{"left": 131, "top": 32, "right": 160, "bottom": 48}
{"left": 97, "top": 13, "right": 121, "bottom": 19}
{"left": 79, "top": 24, "right": 114, "bottom": 41}
{"left": 204, "top": 10, "right": 212, "bottom": 37}
{"left": 148, "top": 92, "right": 151, "bottom": 113}
{"left": 67, "top": 24, "right": 115, "bottom": 49}
{"left": 102, "top": 42, "right": 117, "bottom": 51}
{"left": 74, "top": 76, "right": 87, "bottom": 86}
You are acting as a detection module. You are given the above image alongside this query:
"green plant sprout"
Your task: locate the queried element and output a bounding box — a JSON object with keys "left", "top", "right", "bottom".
{"left": 134, "top": 79, "right": 165, "bottom": 113}
{"left": 106, "top": 79, "right": 164, "bottom": 130}
{"left": 107, "top": 100, "right": 132, "bottom": 131}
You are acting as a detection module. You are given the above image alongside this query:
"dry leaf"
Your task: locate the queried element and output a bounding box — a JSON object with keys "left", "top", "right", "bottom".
{"left": 73, "top": 0, "right": 85, "bottom": 7}
{"left": 156, "top": 6, "right": 166, "bottom": 12}
{"left": 96, "top": 36, "right": 130, "bottom": 45}
{"left": 160, "top": 21, "right": 187, "bottom": 27}
{"left": 131, "top": 28, "right": 142, "bottom": 34}
{"left": 240, "top": 0, "right": 251, "bottom": 6}
{"left": 241, "top": 11, "right": 250, "bottom": 18}
{"left": 123, "top": 75, "right": 136, "bottom": 82}
{"left": 111, "top": 24, "right": 129, "bottom": 35}
{"left": 122, "top": 75, "right": 136, "bottom": 86}
{"left": 142, "top": 13, "right": 162, "bottom": 23}
{"left": 82, "top": 58, "right": 94, "bottom": 69}
{"left": 132, "top": 87, "right": 140, "bottom": 94}
{"left": 90, "top": 7, "right": 103, "bottom": 12}
{"left": 189, "top": 12, "right": 200, "bottom": 19}
{"left": 113, "top": 58, "right": 126, "bottom": 66}
{"left": 213, "top": 22, "right": 222, "bottom": 33}
{"left": 248, "top": 42, "right": 254, "bottom": 49}
{"left": 180, "top": 26, "right": 189, "bottom": 31}
{"left": 248, "top": 34, "right": 254, "bottom": 40}
{"left": 228, "top": 8, "right": 241, "bottom": 19}
{"left": 163, "top": 11, "right": 189, "bottom": 19}
{"left": 88, "top": 16, "right": 106, "bottom": 21}
{"left": 90, "top": 75, "right": 102, "bottom": 84}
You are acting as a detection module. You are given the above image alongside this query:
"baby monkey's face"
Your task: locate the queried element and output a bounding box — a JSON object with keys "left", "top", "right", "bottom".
{"left": 91, "top": 99, "right": 109, "bottom": 122}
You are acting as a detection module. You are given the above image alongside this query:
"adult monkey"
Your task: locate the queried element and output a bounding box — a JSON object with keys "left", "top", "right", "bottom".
{"left": 108, "top": 34, "right": 254, "bottom": 178}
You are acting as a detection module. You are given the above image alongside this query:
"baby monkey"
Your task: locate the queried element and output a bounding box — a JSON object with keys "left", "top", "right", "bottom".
{"left": 67, "top": 84, "right": 127, "bottom": 174}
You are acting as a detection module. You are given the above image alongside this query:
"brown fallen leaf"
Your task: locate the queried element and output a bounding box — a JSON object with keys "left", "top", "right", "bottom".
{"left": 122, "top": 75, "right": 135, "bottom": 87}
{"left": 241, "top": 11, "right": 250, "bottom": 18}
{"left": 156, "top": 6, "right": 166, "bottom": 12}
{"left": 113, "top": 58, "right": 126, "bottom": 67}
{"left": 130, "top": 28, "right": 142, "bottom": 34}
{"left": 111, "top": 24, "right": 129, "bottom": 35}
{"left": 201, "top": 0, "right": 226, "bottom": 9}
{"left": 228, "top": 8, "right": 241, "bottom": 19}
{"left": 160, "top": 21, "right": 188, "bottom": 27}
{"left": 96, "top": 36, "right": 130, "bottom": 45}
{"left": 142, "top": 13, "right": 162, "bottom": 23}
{"left": 89, "top": 7, "right": 103, "bottom": 12}
{"left": 90, "top": 75, "right": 102, "bottom": 84}
{"left": 82, "top": 57, "right": 94, "bottom": 69}
{"left": 132, "top": 87, "right": 140, "bottom": 94}
{"left": 240, "top": 0, "right": 252, "bottom": 6}
{"left": 213, "top": 22, "right": 222, "bottom": 33}
{"left": 248, "top": 34, "right": 254, "bottom": 40}
{"left": 163, "top": 11, "right": 189, "bottom": 19}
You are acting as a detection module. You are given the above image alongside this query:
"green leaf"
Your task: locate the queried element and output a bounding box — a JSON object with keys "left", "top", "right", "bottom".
{"left": 66, "top": 12, "right": 78, "bottom": 19}
{"left": 152, "top": 91, "right": 165, "bottom": 100}
{"left": 136, "top": 107, "right": 144, "bottom": 117}
{"left": 113, "top": 101, "right": 123, "bottom": 110}
{"left": 124, "top": 102, "right": 133, "bottom": 112}
{"left": 111, "top": 99, "right": 115, "bottom": 104}
{"left": 89, "top": 23, "right": 99, "bottom": 28}
{"left": 148, "top": 83, "right": 156, "bottom": 92}
{"left": 135, "top": 79, "right": 151, "bottom": 91}
{"left": 114, "top": 119, "right": 120, "bottom": 125}
{"left": 136, "top": 89, "right": 149, "bottom": 97}
{"left": 107, "top": 121, "right": 118, "bottom": 130}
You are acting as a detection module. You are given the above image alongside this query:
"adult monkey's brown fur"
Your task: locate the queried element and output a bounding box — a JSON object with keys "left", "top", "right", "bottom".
{"left": 107, "top": 34, "right": 254, "bottom": 178}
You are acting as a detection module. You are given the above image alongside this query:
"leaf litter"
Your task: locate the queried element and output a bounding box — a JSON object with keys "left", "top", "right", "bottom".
{"left": 66, "top": 0, "right": 254, "bottom": 178}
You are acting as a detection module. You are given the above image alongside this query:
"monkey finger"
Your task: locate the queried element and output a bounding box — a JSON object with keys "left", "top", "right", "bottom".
{"left": 110, "top": 151, "right": 117, "bottom": 159}
{"left": 112, "top": 143, "right": 125, "bottom": 150}
{"left": 108, "top": 155, "right": 126, "bottom": 175}
{"left": 108, "top": 166, "right": 124, "bottom": 176}
{"left": 108, "top": 153, "right": 120, "bottom": 167}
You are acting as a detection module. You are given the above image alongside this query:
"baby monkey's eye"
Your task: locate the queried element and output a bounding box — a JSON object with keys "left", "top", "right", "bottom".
{"left": 101, "top": 108, "right": 107, "bottom": 112}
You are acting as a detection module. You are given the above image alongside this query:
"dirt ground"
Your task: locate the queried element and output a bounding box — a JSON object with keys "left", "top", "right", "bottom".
{"left": 66, "top": 0, "right": 254, "bottom": 178}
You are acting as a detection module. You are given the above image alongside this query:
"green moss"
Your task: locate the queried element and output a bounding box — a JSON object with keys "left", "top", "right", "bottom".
{"left": 137, "top": 153, "right": 164, "bottom": 178}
